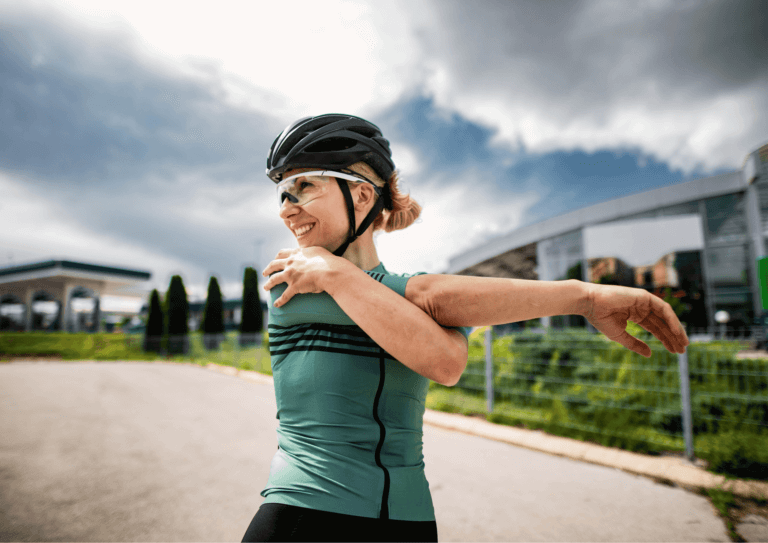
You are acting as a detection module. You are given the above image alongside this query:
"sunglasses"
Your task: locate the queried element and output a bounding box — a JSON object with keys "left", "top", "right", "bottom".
{"left": 276, "top": 170, "right": 383, "bottom": 207}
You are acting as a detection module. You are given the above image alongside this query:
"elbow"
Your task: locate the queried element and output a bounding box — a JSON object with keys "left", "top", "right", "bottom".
{"left": 437, "top": 342, "right": 468, "bottom": 387}
{"left": 410, "top": 275, "right": 441, "bottom": 322}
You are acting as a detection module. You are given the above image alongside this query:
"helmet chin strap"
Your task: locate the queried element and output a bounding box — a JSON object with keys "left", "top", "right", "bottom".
{"left": 332, "top": 179, "right": 387, "bottom": 257}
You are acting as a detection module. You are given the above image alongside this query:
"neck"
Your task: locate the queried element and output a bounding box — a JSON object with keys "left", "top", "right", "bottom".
{"left": 340, "top": 232, "right": 380, "bottom": 271}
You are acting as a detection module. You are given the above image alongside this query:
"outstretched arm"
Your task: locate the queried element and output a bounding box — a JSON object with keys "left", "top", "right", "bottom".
{"left": 405, "top": 274, "right": 689, "bottom": 358}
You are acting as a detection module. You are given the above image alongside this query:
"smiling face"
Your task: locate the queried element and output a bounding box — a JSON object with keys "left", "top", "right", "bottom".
{"left": 278, "top": 168, "right": 354, "bottom": 252}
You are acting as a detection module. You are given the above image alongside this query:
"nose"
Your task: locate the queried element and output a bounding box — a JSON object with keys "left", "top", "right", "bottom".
{"left": 279, "top": 196, "right": 300, "bottom": 219}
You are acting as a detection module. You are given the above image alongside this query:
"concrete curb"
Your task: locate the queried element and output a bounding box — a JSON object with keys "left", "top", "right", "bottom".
{"left": 203, "top": 363, "right": 768, "bottom": 501}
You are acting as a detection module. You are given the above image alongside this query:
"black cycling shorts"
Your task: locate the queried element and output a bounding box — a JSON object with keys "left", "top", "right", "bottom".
{"left": 241, "top": 502, "right": 438, "bottom": 542}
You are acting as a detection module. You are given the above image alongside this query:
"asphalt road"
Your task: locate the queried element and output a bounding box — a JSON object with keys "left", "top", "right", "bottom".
{"left": 0, "top": 362, "right": 729, "bottom": 542}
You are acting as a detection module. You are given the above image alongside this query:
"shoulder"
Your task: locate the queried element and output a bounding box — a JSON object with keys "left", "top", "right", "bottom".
{"left": 366, "top": 267, "right": 429, "bottom": 297}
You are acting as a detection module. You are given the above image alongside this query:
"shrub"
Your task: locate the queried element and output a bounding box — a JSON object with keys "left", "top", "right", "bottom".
{"left": 143, "top": 289, "right": 163, "bottom": 353}
{"left": 202, "top": 276, "right": 224, "bottom": 350}
{"left": 165, "top": 275, "right": 189, "bottom": 355}
{"left": 240, "top": 267, "right": 263, "bottom": 346}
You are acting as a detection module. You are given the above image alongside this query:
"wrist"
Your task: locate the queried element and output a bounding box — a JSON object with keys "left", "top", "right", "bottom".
{"left": 323, "top": 257, "right": 356, "bottom": 297}
{"left": 570, "top": 279, "right": 593, "bottom": 318}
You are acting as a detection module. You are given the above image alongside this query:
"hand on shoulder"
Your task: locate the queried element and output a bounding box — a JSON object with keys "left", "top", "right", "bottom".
{"left": 262, "top": 247, "right": 355, "bottom": 307}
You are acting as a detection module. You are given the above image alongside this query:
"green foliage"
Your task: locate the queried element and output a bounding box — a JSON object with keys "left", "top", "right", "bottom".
{"left": 0, "top": 332, "right": 156, "bottom": 360}
{"left": 697, "top": 429, "right": 768, "bottom": 479}
{"left": 164, "top": 275, "right": 189, "bottom": 355}
{"left": 707, "top": 487, "right": 736, "bottom": 517}
{"left": 202, "top": 276, "right": 224, "bottom": 335}
{"left": 658, "top": 286, "right": 687, "bottom": 318}
{"left": 453, "top": 324, "right": 768, "bottom": 479}
{"left": 0, "top": 331, "right": 272, "bottom": 371}
{"left": 143, "top": 289, "right": 163, "bottom": 353}
{"left": 240, "top": 267, "right": 263, "bottom": 335}
{"left": 565, "top": 262, "right": 583, "bottom": 281}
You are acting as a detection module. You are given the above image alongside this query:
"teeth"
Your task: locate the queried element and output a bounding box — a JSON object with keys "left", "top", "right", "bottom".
{"left": 296, "top": 224, "right": 315, "bottom": 236}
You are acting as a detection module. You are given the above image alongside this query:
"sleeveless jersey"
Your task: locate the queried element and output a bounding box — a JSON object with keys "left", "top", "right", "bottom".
{"left": 259, "top": 262, "right": 470, "bottom": 521}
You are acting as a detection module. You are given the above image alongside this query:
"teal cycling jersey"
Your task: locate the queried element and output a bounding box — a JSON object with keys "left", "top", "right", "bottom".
{"left": 260, "top": 262, "right": 470, "bottom": 521}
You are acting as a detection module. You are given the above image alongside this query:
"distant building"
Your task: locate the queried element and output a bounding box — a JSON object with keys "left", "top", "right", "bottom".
{"left": 0, "top": 260, "right": 150, "bottom": 332}
{"left": 445, "top": 144, "right": 768, "bottom": 332}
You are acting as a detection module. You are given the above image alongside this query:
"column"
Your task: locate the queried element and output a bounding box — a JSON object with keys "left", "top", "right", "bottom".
{"left": 92, "top": 296, "right": 101, "bottom": 333}
{"left": 63, "top": 283, "right": 75, "bottom": 333}
{"left": 699, "top": 200, "right": 716, "bottom": 332}
{"left": 745, "top": 182, "right": 765, "bottom": 319}
{"left": 24, "top": 288, "right": 34, "bottom": 332}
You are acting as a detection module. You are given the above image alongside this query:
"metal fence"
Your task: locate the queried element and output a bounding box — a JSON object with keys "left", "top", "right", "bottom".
{"left": 453, "top": 325, "right": 768, "bottom": 460}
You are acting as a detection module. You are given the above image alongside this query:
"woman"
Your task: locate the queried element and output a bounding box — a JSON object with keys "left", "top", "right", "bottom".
{"left": 242, "top": 114, "right": 689, "bottom": 542}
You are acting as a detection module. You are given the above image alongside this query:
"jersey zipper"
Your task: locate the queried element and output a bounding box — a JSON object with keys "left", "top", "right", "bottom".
{"left": 372, "top": 350, "right": 390, "bottom": 519}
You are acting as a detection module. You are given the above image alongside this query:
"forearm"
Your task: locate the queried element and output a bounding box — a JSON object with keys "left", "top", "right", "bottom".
{"left": 406, "top": 275, "right": 589, "bottom": 327}
{"left": 324, "top": 266, "right": 464, "bottom": 386}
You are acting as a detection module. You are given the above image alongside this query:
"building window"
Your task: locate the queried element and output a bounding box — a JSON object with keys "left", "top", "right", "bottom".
{"left": 705, "top": 193, "right": 746, "bottom": 244}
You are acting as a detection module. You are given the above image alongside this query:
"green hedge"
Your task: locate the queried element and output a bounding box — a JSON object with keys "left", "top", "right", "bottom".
{"left": 0, "top": 332, "right": 155, "bottom": 360}
{"left": 0, "top": 332, "right": 271, "bottom": 374}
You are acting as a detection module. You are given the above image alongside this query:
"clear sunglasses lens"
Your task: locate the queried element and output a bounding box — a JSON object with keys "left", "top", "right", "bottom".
{"left": 277, "top": 175, "right": 331, "bottom": 206}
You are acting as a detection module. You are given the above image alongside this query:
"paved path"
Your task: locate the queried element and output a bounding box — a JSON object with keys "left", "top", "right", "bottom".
{"left": 0, "top": 362, "right": 732, "bottom": 542}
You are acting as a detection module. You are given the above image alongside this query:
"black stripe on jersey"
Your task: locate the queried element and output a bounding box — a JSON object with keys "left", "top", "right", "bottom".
{"left": 268, "top": 323, "right": 395, "bottom": 360}
{"left": 269, "top": 333, "right": 380, "bottom": 350}
{"left": 268, "top": 323, "right": 374, "bottom": 344}
{"left": 268, "top": 343, "right": 397, "bottom": 361}
{"left": 269, "top": 322, "right": 369, "bottom": 337}
{"left": 366, "top": 271, "right": 385, "bottom": 283}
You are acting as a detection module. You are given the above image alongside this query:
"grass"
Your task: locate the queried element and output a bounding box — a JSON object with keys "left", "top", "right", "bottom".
{"left": 0, "top": 331, "right": 273, "bottom": 375}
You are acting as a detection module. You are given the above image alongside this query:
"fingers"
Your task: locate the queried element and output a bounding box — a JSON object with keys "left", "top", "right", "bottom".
{"left": 634, "top": 293, "right": 689, "bottom": 355}
{"left": 262, "top": 267, "right": 287, "bottom": 291}
{"left": 262, "top": 256, "right": 292, "bottom": 283}
{"left": 637, "top": 314, "right": 678, "bottom": 354}
{"left": 616, "top": 330, "right": 652, "bottom": 358}
{"left": 656, "top": 295, "right": 689, "bottom": 347}
{"left": 273, "top": 285, "right": 294, "bottom": 308}
{"left": 648, "top": 295, "right": 689, "bottom": 353}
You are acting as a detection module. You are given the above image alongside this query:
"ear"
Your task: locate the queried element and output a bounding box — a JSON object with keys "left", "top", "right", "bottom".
{"left": 353, "top": 183, "right": 376, "bottom": 212}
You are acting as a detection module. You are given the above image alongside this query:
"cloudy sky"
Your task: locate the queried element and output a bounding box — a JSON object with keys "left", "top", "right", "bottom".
{"left": 1, "top": 0, "right": 766, "bottom": 310}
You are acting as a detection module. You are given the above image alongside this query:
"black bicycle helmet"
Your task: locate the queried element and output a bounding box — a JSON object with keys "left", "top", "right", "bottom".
{"left": 266, "top": 114, "right": 396, "bottom": 257}
{"left": 266, "top": 114, "right": 395, "bottom": 183}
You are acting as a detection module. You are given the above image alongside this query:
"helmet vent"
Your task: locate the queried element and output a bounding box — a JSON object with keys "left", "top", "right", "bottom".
{"left": 305, "top": 137, "right": 357, "bottom": 153}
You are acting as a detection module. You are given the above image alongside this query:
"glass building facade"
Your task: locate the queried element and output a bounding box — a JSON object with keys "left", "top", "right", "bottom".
{"left": 536, "top": 172, "right": 768, "bottom": 332}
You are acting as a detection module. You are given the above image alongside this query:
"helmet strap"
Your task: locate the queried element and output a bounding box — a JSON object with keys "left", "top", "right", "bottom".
{"left": 332, "top": 179, "right": 386, "bottom": 257}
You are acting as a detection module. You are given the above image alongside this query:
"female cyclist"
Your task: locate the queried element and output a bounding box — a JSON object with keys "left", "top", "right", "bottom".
{"left": 241, "top": 114, "right": 690, "bottom": 543}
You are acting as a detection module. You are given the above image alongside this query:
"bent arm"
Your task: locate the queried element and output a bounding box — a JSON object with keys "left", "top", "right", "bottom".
{"left": 405, "top": 274, "right": 589, "bottom": 327}
{"left": 268, "top": 268, "right": 468, "bottom": 386}
{"left": 320, "top": 266, "right": 468, "bottom": 386}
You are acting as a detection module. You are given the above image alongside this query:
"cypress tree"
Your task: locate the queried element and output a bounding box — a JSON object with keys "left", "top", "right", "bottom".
{"left": 202, "top": 276, "right": 224, "bottom": 349}
{"left": 239, "top": 266, "right": 263, "bottom": 346}
{"left": 143, "top": 289, "right": 164, "bottom": 353}
{"left": 165, "top": 275, "right": 189, "bottom": 355}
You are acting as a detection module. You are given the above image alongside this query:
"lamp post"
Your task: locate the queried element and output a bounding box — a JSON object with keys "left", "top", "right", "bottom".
{"left": 714, "top": 310, "right": 729, "bottom": 340}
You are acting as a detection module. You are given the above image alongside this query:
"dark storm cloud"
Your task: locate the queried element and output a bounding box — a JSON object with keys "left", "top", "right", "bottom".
{"left": 423, "top": 0, "right": 767, "bottom": 100}
{"left": 0, "top": 10, "right": 279, "bottom": 186}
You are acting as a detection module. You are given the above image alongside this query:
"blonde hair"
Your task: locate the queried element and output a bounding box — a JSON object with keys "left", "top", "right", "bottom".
{"left": 347, "top": 162, "right": 421, "bottom": 232}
